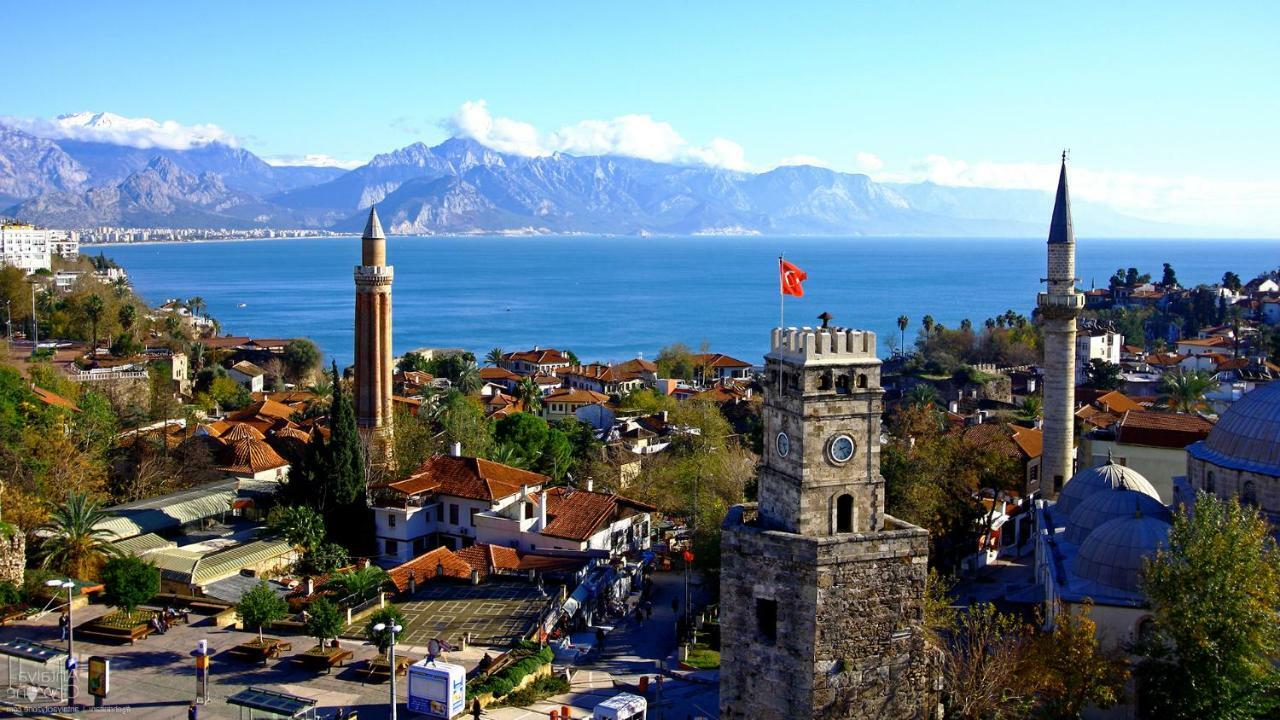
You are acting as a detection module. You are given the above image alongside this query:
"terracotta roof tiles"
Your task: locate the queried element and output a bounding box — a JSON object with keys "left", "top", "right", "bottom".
{"left": 389, "top": 455, "right": 547, "bottom": 501}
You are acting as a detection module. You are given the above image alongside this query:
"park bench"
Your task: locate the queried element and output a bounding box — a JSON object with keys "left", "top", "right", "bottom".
{"left": 293, "top": 646, "right": 354, "bottom": 674}
{"left": 363, "top": 655, "right": 412, "bottom": 682}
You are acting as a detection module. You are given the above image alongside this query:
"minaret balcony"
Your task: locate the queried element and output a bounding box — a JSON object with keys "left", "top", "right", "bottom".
{"left": 1036, "top": 292, "right": 1085, "bottom": 318}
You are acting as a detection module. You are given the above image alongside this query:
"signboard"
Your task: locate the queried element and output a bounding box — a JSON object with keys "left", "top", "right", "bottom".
{"left": 87, "top": 656, "right": 108, "bottom": 697}
{"left": 407, "top": 660, "right": 465, "bottom": 718}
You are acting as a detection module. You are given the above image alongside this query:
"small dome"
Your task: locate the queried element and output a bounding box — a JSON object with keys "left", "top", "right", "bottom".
{"left": 1074, "top": 513, "right": 1171, "bottom": 593}
{"left": 1189, "top": 380, "right": 1280, "bottom": 476}
{"left": 1066, "top": 488, "right": 1170, "bottom": 545}
{"left": 1056, "top": 456, "right": 1160, "bottom": 519}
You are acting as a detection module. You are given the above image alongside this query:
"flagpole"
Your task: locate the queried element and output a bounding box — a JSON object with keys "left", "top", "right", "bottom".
{"left": 778, "top": 253, "right": 785, "bottom": 330}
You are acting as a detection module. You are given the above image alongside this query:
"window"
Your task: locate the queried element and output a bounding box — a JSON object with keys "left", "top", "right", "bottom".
{"left": 835, "top": 374, "right": 850, "bottom": 395}
{"left": 435, "top": 505, "right": 444, "bottom": 522}
{"left": 385, "top": 539, "right": 398, "bottom": 555}
{"left": 856, "top": 374, "right": 868, "bottom": 389}
{"left": 756, "top": 598, "right": 778, "bottom": 644}
{"left": 836, "top": 494, "right": 855, "bottom": 533}
{"left": 1205, "top": 471, "right": 1216, "bottom": 493}
{"left": 818, "top": 371, "right": 833, "bottom": 391}
{"left": 449, "top": 504, "right": 459, "bottom": 525}
{"left": 1242, "top": 481, "right": 1258, "bottom": 507}
{"left": 470, "top": 508, "right": 479, "bottom": 526}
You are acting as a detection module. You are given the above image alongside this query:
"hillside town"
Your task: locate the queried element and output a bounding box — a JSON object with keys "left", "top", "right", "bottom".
{"left": 0, "top": 162, "right": 1277, "bottom": 719}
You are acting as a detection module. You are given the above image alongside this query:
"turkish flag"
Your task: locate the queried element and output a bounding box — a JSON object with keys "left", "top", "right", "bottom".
{"left": 780, "top": 259, "right": 807, "bottom": 297}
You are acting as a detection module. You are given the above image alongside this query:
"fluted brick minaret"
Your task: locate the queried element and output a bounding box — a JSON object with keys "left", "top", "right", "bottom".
{"left": 1036, "top": 155, "right": 1084, "bottom": 497}
{"left": 354, "top": 207, "right": 394, "bottom": 468}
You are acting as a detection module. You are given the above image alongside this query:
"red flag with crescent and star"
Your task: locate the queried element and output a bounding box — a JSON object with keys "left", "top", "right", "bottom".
{"left": 780, "top": 259, "right": 807, "bottom": 297}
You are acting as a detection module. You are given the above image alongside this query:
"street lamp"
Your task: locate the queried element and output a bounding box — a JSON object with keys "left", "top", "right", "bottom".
{"left": 45, "top": 579, "right": 75, "bottom": 703}
{"left": 373, "top": 622, "right": 404, "bottom": 720}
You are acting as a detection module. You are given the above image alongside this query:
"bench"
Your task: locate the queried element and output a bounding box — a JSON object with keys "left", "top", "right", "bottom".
{"left": 363, "top": 655, "right": 412, "bottom": 682}
{"left": 227, "top": 638, "right": 292, "bottom": 664}
{"left": 293, "top": 647, "right": 354, "bottom": 674}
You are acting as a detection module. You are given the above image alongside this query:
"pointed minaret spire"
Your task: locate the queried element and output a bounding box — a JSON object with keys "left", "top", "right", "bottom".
{"left": 1048, "top": 153, "right": 1074, "bottom": 245}
{"left": 363, "top": 205, "right": 385, "bottom": 240}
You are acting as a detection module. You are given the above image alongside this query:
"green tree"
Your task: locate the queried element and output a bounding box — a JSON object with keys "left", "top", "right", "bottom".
{"left": 921, "top": 314, "right": 935, "bottom": 337}
{"left": 438, "top": 391, "right": 493, "bottom": 458}
{"left": 283, "top": 339, "right": 321, "bottom": 382}
{"left": 364, "top": 605, "right": 408, "bottom": 657}
{"left": 267, "top": 505, "right": 325, "bottom": 552}
{"left": 304, "top": 597, "right": 345, "bottom": 648}
{"left": 897, "top": 314, "right": 910, "bottom": 353}
{"left": 493, "top": 412, "right": 549, "bottom": 455}
{"left": 304, "top": 542, "right": 350, "bottom": 574}
{"left": 38, "top": 492, "right": 122, "bottom": 579}
{"left": 1017, "top": 395, "right": 1043, "bottom": 422}
{"left": 617, "top": 387, "right": 677, "bottom": 414}
{"left": 488, "top": 443, "right": 531, "bottom": 468}
{"left": 655, "top": 343, "right": 696, "bottom": 380}
{"left": 99, "top": 555, "right": 160, "bottom": 614}
{"left": 84, "top": 294, "right": 105, "bottom": 351}
{"left": 1156, "top": 368, "right": 1216, "bottom": 413}
{"left": 187, "top": 296, "right": 205, "bottom": 320}
{"left": 905, "top": 383, "right": 939, "bottom": 410}
{"left": 1137, "top": 494, "right": 1280, "bottom": 719}
{"left": 1161, "top": 262, "right": 1179, "bottom": 288}
{"left": 1222, "top": 271, "right": 1243, "bottom": 292}
{"left": 1084, "top": 359, "right": 1124, "bottom": 390}
{"left": 209, "top": 375, "right": 251, "bottom": 410}
{"left": 393, "top": 406, "right": 438, "bottom": 479}
{"left": 326, "top": 361, "right": 365, "bottom": 506}
{"left": 484, "top": 347, "right": 504, "bottom": 367}
{"left": 116, "top": 303, "right": 136, "bottom": 333}
{"left": 1028, "top": 602, "right": 1129, "bottom": 719}
{"left": 237, "top": 580, "right": 289, "bottom": 642}
{"left": 941, "top": 603, "right": 1035, "bottom": 720}
{"left": 515, "top": 376, "right": 542, "bottom": 413}
{"left": 109, "top": 332, "right": 142, "bottom": 358}
{"left": 322, "top": 565, "right": 389, "bottom": 605}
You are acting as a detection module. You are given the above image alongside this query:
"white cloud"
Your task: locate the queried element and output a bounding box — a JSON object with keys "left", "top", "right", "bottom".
{"left": 443, "top": 100, "right": 750, "bottom": 170}
{"left": 3, "top": 111, "right": 239, "bottom": 150}
{"left": 873, "top": 154, "right": 1280, "bottom": 231}
{"left": 854, "top": 151, "right": 884, "bottom": 173}
{"left": 262, "top": 154, "right": 364, "bottom": 170}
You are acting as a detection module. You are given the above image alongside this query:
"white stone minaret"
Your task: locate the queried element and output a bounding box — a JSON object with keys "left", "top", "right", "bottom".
{"left": 1036, "top": 155, "right": 1084, "bottom": 497}
{"left": 354, "top": 207, "right": 394, "bottom": 468}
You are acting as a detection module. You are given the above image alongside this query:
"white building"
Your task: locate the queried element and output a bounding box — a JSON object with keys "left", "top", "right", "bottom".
{"left": 0, "top": 223, "right": 79, "bottom": 272}
{"left": 1075, "top": 323, "right": 1123, "bottom": 384}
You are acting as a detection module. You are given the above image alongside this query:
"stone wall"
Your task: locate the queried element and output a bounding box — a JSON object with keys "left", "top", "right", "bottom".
{"left": 720, "top": 505, "right": 941, "bottom": 719}
{"left": 0, "top": 531, "right": 25, "bottom": 586}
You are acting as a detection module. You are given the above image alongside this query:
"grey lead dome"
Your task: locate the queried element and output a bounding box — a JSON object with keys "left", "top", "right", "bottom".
{"left": 1056, "top": 457, "right": 1161, "bottom": 520}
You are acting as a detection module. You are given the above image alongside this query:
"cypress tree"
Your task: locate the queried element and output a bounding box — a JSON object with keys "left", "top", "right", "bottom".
{"left": 326, "top": 361, "right": 365, "bottom": 506}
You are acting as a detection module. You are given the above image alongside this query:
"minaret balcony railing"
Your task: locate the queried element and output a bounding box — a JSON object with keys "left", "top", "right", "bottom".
{"left": 1036, "top": 292, "right": 1085, "bottom": 312}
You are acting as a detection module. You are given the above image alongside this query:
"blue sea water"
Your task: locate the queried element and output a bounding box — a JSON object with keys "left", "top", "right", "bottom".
{"left": 95, "top": 236, "right": 1277, "bottom": 368}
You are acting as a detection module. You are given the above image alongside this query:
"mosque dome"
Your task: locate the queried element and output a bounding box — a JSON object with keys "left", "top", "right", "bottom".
{"left": 1055, "top": 456, "right": 1161, "bottom": 520}
{"left": 1074, "top": 512, "right": 1171, "bottom": 593}
{"left": 1188, "top": 380, "right": 1280, "bottom": 477}
{"left": 1065, "top": 487, "right": 1171, "bottom": 545}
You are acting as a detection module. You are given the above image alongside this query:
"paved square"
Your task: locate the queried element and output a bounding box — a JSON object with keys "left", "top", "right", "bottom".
{"left": 394, "top": 582, "right": 547, "bottom": 648}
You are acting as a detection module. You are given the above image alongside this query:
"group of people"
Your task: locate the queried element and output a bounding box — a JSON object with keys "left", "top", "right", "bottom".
{"left": 148, "top": 606, "right": 182, "bottom": 635}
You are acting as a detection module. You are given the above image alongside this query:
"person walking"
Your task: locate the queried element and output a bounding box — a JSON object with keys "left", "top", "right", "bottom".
{"left": 58, "top": 611, "right": 69, "bottom": 641}
{"left": 188, "top": 701, "right": 198, "bottom": 720}
{"left": 471, "top": 697, "right": 483, "bottom": 719}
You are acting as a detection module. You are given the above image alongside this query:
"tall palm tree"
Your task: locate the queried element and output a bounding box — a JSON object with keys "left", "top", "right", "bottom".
{"left": 921, "top": 315, "right": 935, "bottom": 338}
{"left": 905, "top": 384, "right": 938, "bottom": 410}
{"left": 488, "top": 443, "right": 531, "bottom": 469}
{"left": 1157, "top": 369, "right": 1217, "bottom": 413}
{"left": 38, "top": 493, "right": 122, "bottom": 580}
{"left": 1017, "top": 395, "right": 1043, "bottom": 422}
{"left": 896, "top": 315, "right": 909, "bottom": 353}
{"left": 117, "top": 303, "right": 137, "bottom": 333}
{"left": 84, "top": 294, "right": 105, "bottom": 353}
{"left": 485, "top": 347, "right": 504, "bottom": 367}
{"left": 187, "top": 296, "right": 206, "bottom": 320}
{"left": 111, "top": 277, "right": 130, "bottom": 299}
{"left": 188, "top": 341, "right": 206, "bottom": 372}
{"left": 321, "top": 565, "right": 389, "bottom": 605}
{"left": 454, "top": 362, "right": 481, "bottom": 395}
{"left": 516, "top": 376, "right": 542, "bottom": 413}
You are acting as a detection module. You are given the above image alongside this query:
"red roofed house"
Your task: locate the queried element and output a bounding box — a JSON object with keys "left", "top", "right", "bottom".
{"left": 499, "top": 348, "right": 573, "bottom": 375}
{"left": 1081, "top": 409, "right": 1215, "bottom": 503}
{"left": 691, "top": 353, "right": 752, "bottom": 382}
{"left": 540, "top": 387, "right": 610, "bottom": 422}
{"left": 959, "top": 422, "right": 1044, "bottom": 498}
{"left": 473, "top": 484, "right": 655, "bottom": 554}
{"left": 371, "top": 453, "right": 549, "bottom": 565}
{"left": 559, "top": 364, "right": 645, "bottom": 396}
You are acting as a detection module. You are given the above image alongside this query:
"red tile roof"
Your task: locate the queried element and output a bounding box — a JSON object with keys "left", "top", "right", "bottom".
{"left": 691, "top": 353, "right": 751, "bottom": 369}
{"left": 542, "top": 388, "right": 610, "bottom": 406}
{"left": 614, "top": 358, "right": 657, "bottom": 377}
{"left": 387, "top": 546, "right": 473, "bottom": 592}
{"left": 1116, "top": 410, "right": 1214, "bottom": 449}
{"left": 217, "top": 437, "right": 290, "bottom": 474}
{"left": 229, "top": 398, "right": 298, "bottom": 422}
{"left": 389, "top": 455, "right": 547, "bottom": 501}
{"left": 479, "top": 367, "right": 520, "bottom": 382}
{"left": 503, "top": 349, "right": 571, "bottom": 365}
{"left": 960, "top": 422, "right": 1042, "bottom": 460}
{"left": 539, "top": 487, "right": 655, "bottom": 542}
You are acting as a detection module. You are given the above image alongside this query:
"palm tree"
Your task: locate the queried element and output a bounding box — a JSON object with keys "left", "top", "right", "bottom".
{"left": 488, "top": 443, "right": 531, "bottom": 469}
{"left": 84, "top": 294, "right": 105, "bottom": 353}
{"left": 921, "top": 315, "right": 935, "bottom": 338}
{"left": 1017, "top": 395, "right": 1043, "bottom": 422}
{"left": 321, "top": 565, "right": 390, "bottom": 605}
{"left": 905, "top": 384, "right": 938, "bottom": 410}
{"left": 1157, "top": 369, "right": 1217, "bottom": 413}
{"left": 896, "top": 315, "right": 909, "bottom": 353}
{"left": 111, "top": 277, "right": 130, "bottom": 299}
{"left": 187, "top": 296, "right": 206, "bottom": 320}
{"left": 38, "top": 493, "right": 122, "bottom": 580}
{"left": 454, "top": 362, "right": 481, "bottom": 395}
{"left": 515, "top": 376, "right": 542, "bottom": 413}
{"left": 188, "top": 341, "right": 206, "bottom": 372}
{"left": 117, "top": 303, "right": 137, "bottom": 333}
{"left": 485, "top": 347, "right": 504, "bottom": 367}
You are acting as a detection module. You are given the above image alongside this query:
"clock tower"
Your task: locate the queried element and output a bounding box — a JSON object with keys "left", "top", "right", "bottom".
{"left": 720, "top": 319, "right": 940, "bottom": 719}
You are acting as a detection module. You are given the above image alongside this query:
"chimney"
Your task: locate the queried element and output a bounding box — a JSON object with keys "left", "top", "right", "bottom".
{"left": 585, "top": 476, "right": 594, "bottom": 492}
{"left": 948, "top": 401, "right": 959, "bottom": 414}
{"left": 450, "top": 441, "right": 462, "bottom": 457}
{"left": 471, "top": 569, "right": 480, "bottom": 585}
{"left": 304, "top": 577, "right": 314, "bottom": 596}
{"left": 538, "top": 493, "right": 548, "bottom": 529}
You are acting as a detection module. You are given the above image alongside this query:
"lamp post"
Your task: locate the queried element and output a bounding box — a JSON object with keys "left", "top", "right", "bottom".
{"left": 27, "top": 280, "right": 38, "bottom": 357}
{"left": 373, "top": 621, "right": 403, "bottom": 720}
{"left": 46, "top": 579, "right": 75, "bottom": 703}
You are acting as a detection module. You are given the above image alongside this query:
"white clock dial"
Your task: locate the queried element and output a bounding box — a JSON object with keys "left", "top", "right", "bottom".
{"left": 776, "top": 432, "right": 791, "bottom": 458}
{"left": 829, "top": 434, "right": 855, "bottom": 464}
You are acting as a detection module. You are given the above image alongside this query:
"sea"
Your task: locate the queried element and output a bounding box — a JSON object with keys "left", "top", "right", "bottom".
{"left": 93, "top": 236, "right": 1278, "bottom": 368}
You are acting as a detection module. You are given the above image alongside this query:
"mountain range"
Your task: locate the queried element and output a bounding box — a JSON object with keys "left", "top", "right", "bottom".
{"left": 0, "top": 119, "right": 1184, "bottom": 236}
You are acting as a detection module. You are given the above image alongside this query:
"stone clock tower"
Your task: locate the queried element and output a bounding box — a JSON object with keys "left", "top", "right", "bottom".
{"left": 720, "top": 320, "right": 940, "bottom": 719}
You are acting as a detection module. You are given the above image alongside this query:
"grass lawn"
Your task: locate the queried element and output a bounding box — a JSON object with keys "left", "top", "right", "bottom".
{"left": 685, "top": 644, "right": 720, "bottom": 670}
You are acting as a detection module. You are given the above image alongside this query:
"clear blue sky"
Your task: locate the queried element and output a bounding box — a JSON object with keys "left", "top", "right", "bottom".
{"left": 3, "top": 1, "right": 1278, "bottom": 229}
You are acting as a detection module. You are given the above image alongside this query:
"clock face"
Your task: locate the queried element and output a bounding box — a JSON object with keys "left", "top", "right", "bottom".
{"left": 776, "top": 432, "right": 791, "bottom": 458}
{"left": 829, "top": 434, "right": 855, "bottom": 464}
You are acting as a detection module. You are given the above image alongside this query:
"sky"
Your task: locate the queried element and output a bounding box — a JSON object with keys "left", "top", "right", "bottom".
{"left": 3, "top": 1, "right": 1279, "bottom": 232}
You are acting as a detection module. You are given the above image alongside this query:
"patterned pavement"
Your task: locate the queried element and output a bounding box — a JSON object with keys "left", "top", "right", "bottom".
{"left": 394, "top": 581, "right": 547, "bottom": 647}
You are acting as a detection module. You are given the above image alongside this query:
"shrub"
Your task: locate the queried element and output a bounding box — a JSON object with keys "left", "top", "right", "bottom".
{"left": 100, "top": 555, "right": 160, "bottom": 613}
{"left": 0, "top": 581, "right": 22, "bottom": 606}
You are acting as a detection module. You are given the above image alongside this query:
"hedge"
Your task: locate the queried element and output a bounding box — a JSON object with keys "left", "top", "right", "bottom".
{"left": 466, "top": 644, "right": 555, "bottom": 700}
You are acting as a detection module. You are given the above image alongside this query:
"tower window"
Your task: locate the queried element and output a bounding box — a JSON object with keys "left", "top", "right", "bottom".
{"left": 819, "top": 371, "right": 832, "bottom": 391}
{"left": 1242, "top": 481, "right": 1258, "bottom": 507}
{"left": 856, "top": 374, "right": 868, "bottom": 389}
{"left": 835, "top": 375, "right": 850, "bottom": 395}
{"left": 836, "top": 494, "right": 855, "bottom": 533}
{"left": 1205, "top": 471, "right": 1216, "bottom": 494}
{"left": 756, "top": 598, "right": 778, "bottom": 644}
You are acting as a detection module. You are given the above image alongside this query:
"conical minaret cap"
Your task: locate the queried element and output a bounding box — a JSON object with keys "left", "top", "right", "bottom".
{"left": 363, "top": 206, "right": 385, "bottom": 240}
{"left": 1048, "top": 154, "right": 1074, "bottom": 245}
